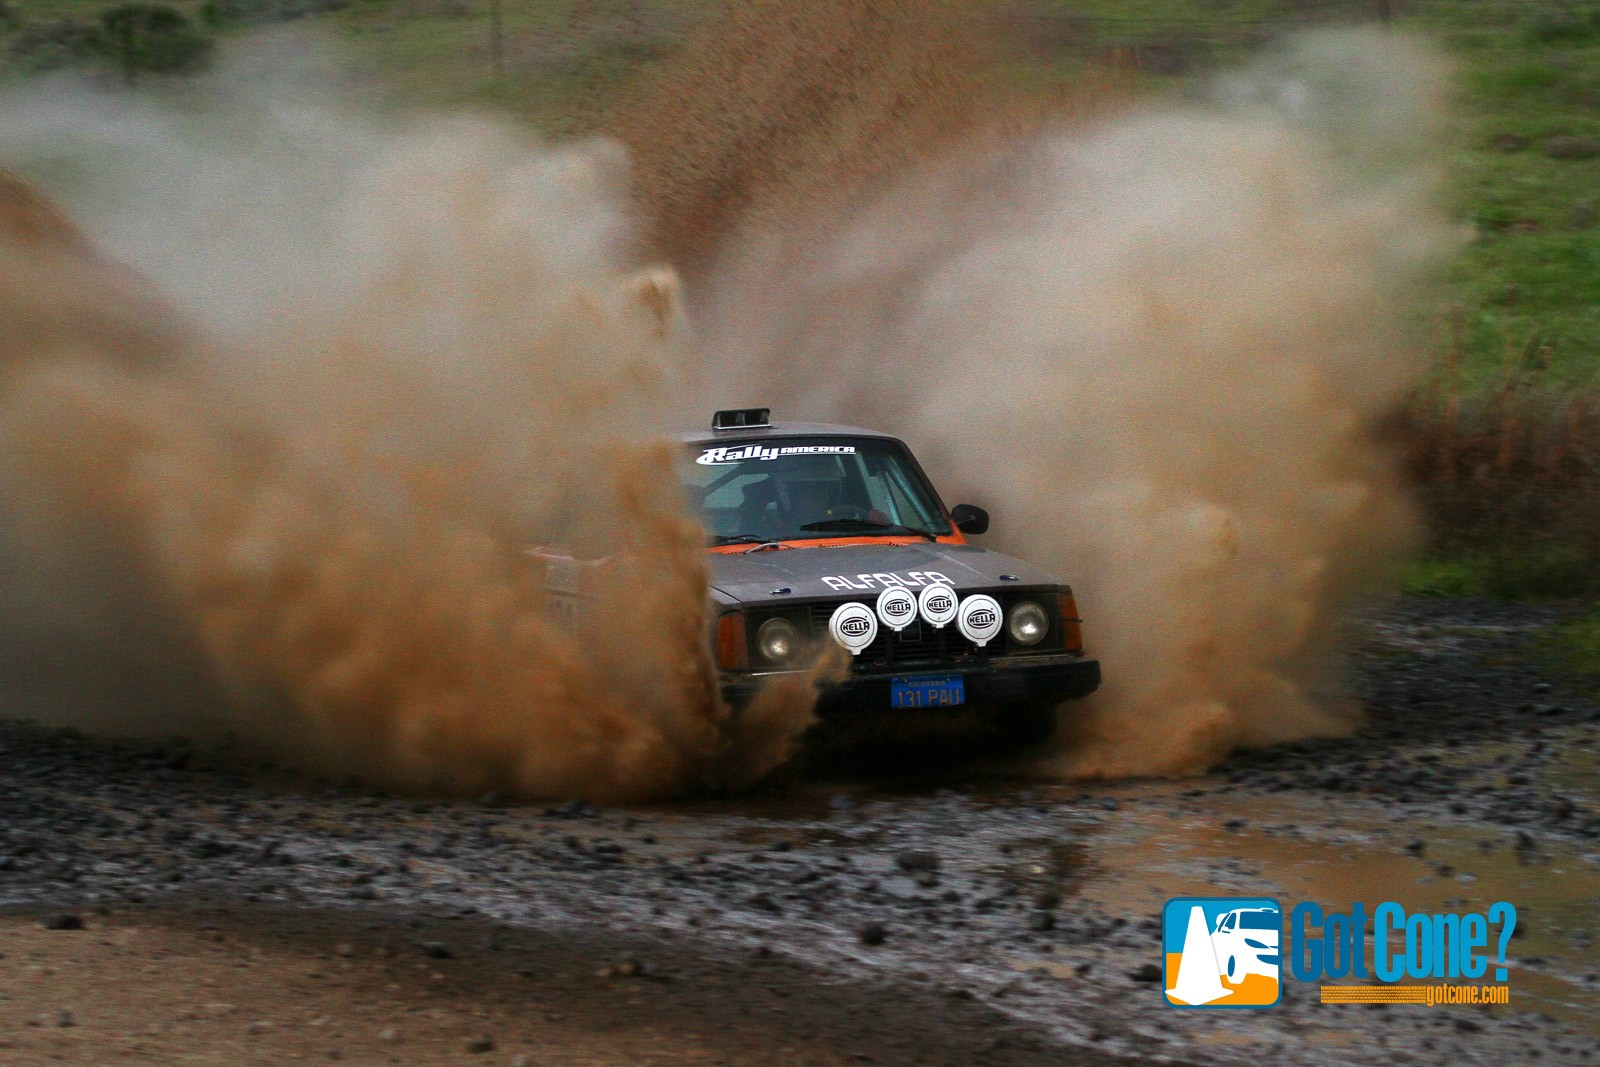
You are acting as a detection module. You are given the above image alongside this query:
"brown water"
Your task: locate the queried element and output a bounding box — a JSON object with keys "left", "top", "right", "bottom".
{"left": 643, "top": 770, "right": 1600, "bottom": 1034}
{"left": 1072, "top": 782, "right": 1599, "bottom": 1029}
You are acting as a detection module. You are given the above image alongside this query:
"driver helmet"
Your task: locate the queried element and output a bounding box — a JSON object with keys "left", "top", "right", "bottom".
{"left": 772, "top": 456, "right": 840, "bottom": 521}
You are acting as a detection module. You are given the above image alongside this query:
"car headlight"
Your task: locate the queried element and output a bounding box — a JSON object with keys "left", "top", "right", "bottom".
{"left": 1006, "top": 600, "right": 1049, "bottom": 646}
{"left": 756, "top": 617, "right": 802, "bottom": 664}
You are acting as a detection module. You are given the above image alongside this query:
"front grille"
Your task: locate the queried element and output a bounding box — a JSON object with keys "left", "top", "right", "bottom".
{"left": 804, "top": 601, "right": 991, "bottom": 667}
{"left": 745, "top": 592, "right": 1063, "bottom": 672}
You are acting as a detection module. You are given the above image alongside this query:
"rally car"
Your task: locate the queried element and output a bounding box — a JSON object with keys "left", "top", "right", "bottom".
{"left": 683, "top": 408, "right": 1099, "bottom": 742}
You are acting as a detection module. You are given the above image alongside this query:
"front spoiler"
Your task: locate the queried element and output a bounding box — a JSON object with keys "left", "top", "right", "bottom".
{"left": 721, "top": 653, "right": 1101, "bottom": 714}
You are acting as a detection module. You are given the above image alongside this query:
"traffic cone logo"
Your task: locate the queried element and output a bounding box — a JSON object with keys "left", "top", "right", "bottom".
{"left": 1166, "top": 904, "right": 1231, "bottom": 1005}
{"left": 1161, "top": 897, "right": 1283, "bottom": 1008}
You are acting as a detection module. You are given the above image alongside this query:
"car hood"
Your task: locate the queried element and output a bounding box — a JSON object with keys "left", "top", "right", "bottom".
{"left": 706, "top": 542, "right": 1065, "bottom": 604}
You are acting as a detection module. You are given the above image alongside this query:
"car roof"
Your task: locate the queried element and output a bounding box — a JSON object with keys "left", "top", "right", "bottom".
{"left": 674, "top": 421, "right": 903, "bottom": 447}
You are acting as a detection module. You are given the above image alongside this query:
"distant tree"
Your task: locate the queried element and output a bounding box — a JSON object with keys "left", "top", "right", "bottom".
{"left": 99, "top": 3, "right": 212, "bottom": 84}
{"left": 0, "top": 2, "right": 21, "bottom": 32}
{"left": 7, "top": 18, "right": 106, "bottom": 74}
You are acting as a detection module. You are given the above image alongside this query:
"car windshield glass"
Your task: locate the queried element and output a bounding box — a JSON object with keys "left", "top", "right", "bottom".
{"left": 680, "top": 437, "right": 952, "bottom": 543}
{"left": 1238, "top": 911, "right": 1279, "bottom": 930}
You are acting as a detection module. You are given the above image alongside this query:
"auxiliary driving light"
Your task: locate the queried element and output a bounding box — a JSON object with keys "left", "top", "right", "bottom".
{"left": 956, "top": 594, "right": 1004, "bottom": 647}
{"left": 876, "top": 586, "right": 917, "bottom": 631}
{"left": 1006, "top": 600, "right": 1049, "bottom": 646}
{"left": 828, "top": 602, "right": 878, "bottom": 655}
{"left": 918, "top": 582, "right": 959, "bottom": 628}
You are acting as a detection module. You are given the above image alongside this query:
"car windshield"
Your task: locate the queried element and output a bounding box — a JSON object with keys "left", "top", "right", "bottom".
{"left": 680, "top": 437, "right": 952, "bottom": 543}
{"left": 1238, "top": 910, "right": 1279, "bottom": 931}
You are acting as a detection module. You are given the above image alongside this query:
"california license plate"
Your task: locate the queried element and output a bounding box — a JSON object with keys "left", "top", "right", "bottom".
{"left": 890, "top": 674, "right": 965, "bottom": 709}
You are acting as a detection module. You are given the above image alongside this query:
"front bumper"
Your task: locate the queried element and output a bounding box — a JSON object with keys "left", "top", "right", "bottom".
{"left": 721, "top": 652, "right": 1101, "bottom": 715}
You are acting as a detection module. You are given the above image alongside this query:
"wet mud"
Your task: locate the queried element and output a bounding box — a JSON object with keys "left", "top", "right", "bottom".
{"left": 0, "top": 596, "right": 1596, "bottom": 1064}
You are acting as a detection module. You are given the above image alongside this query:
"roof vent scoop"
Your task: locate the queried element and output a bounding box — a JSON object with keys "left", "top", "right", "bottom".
{"left": 712, "top": 407, "right": 770, "bottom": 431}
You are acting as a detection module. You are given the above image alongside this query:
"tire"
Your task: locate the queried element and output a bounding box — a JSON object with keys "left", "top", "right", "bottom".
{"left": 995, "top": 702, "right": 1059, "bottom": 748}
{"left": 1227, "top": 955, "right": 1238, "bottom": 980}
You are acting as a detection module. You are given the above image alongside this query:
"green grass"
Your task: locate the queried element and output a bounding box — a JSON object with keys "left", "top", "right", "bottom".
{"left": 1021, "top": 0, "right": 1600, "bottom": 392}
{"left": 1432, "top": 3, "right": 1600, "bottom": 390}
{"left": 3, "top": 0, "right": 1599, "bottom": 391}
{"left": 1403, "top": 554, "right": 1490, "bottom": 597}
{"left": 1551, "top": 610, "right": 1600, "bottom": 676}
{"left": 316, "top": 0, "right": 677, "bottom": 121}
{"left": 1405, "top": 544, "right": 1600, "bottom": 601}
{"left": 0, "top": 1, "right": 709, "bottom": 121}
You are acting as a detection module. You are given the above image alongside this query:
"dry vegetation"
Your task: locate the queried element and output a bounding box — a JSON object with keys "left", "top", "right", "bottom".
{"left": 1401, "top": 347, "right": 1600, "bottom": 596}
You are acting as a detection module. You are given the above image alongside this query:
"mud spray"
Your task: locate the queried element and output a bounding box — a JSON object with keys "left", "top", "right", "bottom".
{"left": 687, "top": 27, "right": 1453, "bottom": 778}
{"left": 0, "top": 15, "right": 1450, "bottom": 796}
{"left": 0, "top": 56, "right": 815, "bottom": 801}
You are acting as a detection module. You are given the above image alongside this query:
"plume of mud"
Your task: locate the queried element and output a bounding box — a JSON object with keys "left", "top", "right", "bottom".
{"left": 613, "top": 0, "right": 1118, "bottom": 273}
{"left": 0, "top": 164, "right": 209, "bottom": 733}
{"left": 0, "top": 73, "right": 814, "bottom": 800}
{"left": 0, "top": 167, "right": 185, "bottom": 373}
{"left": 690, "top": 31, "right": 1454, "bottom": 776}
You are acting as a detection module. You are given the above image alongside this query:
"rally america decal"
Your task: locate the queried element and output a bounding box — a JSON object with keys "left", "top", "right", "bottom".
{"left": 697, "top": 444, "right": 857, "bottom": 465}
{"left": 821, "top": 570, "right": 954, "bottom": 593}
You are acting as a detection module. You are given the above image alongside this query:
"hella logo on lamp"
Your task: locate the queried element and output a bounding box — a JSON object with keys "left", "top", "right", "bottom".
{"left": 829, "top": 602, "right": 878, "bottom": 654}
{"left": 958, "top": 594, "right": 1004, "bottom": 646}
{"left": 919, "top": 583, "right": 958, "bottom": 627}
{"left": 876, "top": 587, "right": 917, "bottom": 630}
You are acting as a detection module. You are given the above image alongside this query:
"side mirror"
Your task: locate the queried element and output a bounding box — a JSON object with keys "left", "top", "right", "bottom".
{"left": 950, "top": 503, "right": 989, "bottom": 536}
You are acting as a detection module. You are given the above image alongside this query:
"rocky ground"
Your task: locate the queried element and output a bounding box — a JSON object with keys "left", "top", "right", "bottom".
{"left": 0, "top": 595, "right": 1597, "bottom": 1065}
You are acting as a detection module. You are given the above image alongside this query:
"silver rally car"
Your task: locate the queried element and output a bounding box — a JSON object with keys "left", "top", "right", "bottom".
{"left": 684, "top": 409, "right": 1100, "bottom": 741}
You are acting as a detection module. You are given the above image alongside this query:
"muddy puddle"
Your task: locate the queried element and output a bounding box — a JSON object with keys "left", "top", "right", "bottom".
{"left": 638, "top": 767, "right": 1600, "bottom": 1034}
{"left": 1075, "top": 782, "right": 1599, "bottom": 1028}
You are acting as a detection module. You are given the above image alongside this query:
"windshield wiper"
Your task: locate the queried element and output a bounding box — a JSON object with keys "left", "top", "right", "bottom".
{"left": 711, "top": 533, "right": 777, "bottom": 546}
{"left": 799, "top": 518, "right": 939, "bottom": 541}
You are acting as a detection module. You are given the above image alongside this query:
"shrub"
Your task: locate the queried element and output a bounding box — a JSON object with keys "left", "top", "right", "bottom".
{"left": 7, "top": 18, "right": 107, "bottom": 74}
{"left": 99, "top": 3, "right": 213, "bottom": 80}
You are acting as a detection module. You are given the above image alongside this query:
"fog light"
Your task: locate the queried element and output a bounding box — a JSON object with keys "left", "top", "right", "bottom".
{"left": 756, "top": 617, "right": 802, "bottom": 664}
{"left": 1007, "top": 600, "right": 1049, "bottom": 646}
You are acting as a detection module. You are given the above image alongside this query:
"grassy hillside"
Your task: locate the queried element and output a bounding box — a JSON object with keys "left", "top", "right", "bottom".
{"left": 1434, "top": 6, "right": 1600, "bottom": 390}
{"left": 3, "top": 0, "right": 1599, "bottom": 390}
{"left": 1012, "top": 0, "right": 1600, "bottom": 391}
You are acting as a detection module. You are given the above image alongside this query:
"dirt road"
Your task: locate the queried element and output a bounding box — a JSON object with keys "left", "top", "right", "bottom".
{"left": 0, "top": 596, "right": 1596, "bottom": 1065}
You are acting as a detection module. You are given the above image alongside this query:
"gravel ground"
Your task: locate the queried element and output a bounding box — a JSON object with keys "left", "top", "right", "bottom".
{"left": 0, "top": 595, "right": 1597, "bottom": 1065}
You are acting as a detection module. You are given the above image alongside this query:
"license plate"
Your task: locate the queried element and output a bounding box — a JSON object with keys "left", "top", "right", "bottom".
{"left": 890, "top": 674, "right": 965, "bottom": 709}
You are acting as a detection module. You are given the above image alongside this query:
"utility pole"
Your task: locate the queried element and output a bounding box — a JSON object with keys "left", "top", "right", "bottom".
{"left": 489, "top": 0, "right": 504, "bottom": 87}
